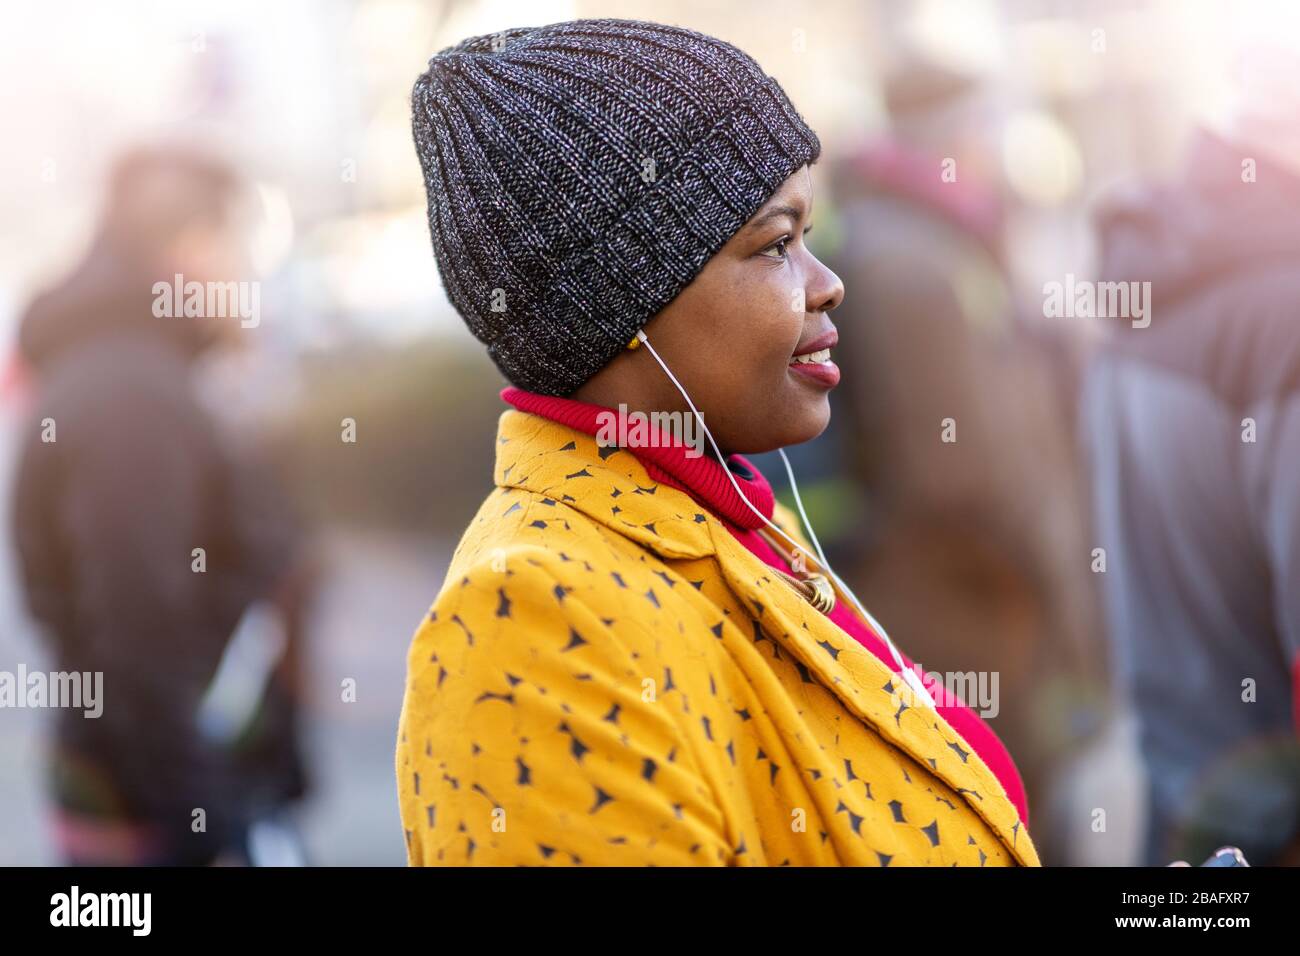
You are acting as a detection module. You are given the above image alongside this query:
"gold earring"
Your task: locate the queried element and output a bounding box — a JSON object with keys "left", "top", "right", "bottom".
{"left": 626, "top": 333, "right": 642, "bottom": 351}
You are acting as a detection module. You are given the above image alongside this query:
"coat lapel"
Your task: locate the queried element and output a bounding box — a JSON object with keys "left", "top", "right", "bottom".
{"left": 494, "top": 409, "right": 1039, "bottom": 866}
{"left": 707, "top": 520, "right": 1040, "bottom": 867}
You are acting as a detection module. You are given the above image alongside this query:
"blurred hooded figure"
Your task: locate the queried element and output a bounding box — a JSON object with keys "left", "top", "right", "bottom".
{"left": 11, "top": 146, "right": 312, "bottom": 865}
{"left": 1082, "top": 37, "right": 1300, "bottom": 865}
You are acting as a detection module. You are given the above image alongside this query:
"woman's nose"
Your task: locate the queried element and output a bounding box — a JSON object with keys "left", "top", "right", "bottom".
{"left": 808, "top": 257, "right": 844, "bottom": 313}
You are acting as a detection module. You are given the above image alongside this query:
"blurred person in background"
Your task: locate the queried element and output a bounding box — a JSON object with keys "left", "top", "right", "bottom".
{"left": 10, "top": 145, "right": 314, "bottom": 866}
{"left": 1082, "top": 39, "right": 1300, "bottom": 866}
{"left": 820, "top": 61, "right": 1106, "bottom": 864}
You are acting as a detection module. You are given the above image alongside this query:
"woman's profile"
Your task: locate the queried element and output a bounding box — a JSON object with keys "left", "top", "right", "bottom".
{"left": 396, "top": 17, "right": 1039, "bottom": 867}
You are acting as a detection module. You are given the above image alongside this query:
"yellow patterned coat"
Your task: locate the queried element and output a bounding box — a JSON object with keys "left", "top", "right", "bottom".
{"left": 395, "top": 409, "right": 1040, "bottom": 866}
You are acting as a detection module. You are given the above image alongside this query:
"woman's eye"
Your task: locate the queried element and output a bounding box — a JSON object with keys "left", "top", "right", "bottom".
{"left": 760, "top": 236, "right": 790, "bottom": 259}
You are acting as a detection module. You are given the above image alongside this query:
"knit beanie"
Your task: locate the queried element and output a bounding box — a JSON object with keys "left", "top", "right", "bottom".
{"left": 411, "top": 18, "right": 822, "bottom": 396}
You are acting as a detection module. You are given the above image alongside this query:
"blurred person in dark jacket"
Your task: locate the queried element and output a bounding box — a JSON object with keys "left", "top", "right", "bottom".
{"left": 1083, "top": 47, "right": 1300, "bottom": 865}
{"left": 10, "top": 145, "right": 313, "bottom": 866}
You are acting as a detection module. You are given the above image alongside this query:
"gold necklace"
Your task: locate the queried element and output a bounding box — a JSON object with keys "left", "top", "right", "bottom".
{"left": 754, "top": 525, "right": 837, "bottom": 615}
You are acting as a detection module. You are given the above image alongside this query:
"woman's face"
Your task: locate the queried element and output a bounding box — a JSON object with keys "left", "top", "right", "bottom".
{"left": 574, "top": 165, "right": 845, "bottom": 455}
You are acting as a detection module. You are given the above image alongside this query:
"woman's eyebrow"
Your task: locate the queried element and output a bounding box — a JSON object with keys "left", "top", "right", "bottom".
{"left": 744, "top": 202, "right": 805, "bottom": 233}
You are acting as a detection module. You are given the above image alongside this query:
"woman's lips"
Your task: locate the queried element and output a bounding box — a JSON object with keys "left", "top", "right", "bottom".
{"left": 788, "top": 351, "right": 841, "bottom": 387}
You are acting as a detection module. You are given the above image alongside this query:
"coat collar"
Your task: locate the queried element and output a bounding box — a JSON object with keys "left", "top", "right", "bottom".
{"left": 494, "top": 408, "right": 1039, "bottom": 865}
{"left": 498, "top": 385, "right": 777, "bottom": 530}
{"left": 495, "top": 408, "right": 717, "bottom": 559}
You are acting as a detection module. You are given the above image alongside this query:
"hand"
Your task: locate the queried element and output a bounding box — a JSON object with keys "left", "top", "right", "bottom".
{"left": 1166, "top": 846, "right": 1249, "bottom": 867}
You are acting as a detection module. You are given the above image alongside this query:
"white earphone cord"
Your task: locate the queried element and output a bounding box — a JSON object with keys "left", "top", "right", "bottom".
{"left": 634, "top": 330, "right": 935, "bottom": 709}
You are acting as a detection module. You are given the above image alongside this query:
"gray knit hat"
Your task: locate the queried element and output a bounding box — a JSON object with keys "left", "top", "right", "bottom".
{"left": 412, "top": 18, "right": 821, "bottom": 396}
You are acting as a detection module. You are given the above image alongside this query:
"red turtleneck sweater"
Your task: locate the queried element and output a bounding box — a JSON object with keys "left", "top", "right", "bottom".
{"left": 500, "top": 386, "right": 1030, "bottom": 828}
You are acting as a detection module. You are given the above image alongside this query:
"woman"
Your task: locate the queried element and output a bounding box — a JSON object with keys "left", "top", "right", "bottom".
{"left": 396, "top": 18, "right": 1038, "bottom": 866}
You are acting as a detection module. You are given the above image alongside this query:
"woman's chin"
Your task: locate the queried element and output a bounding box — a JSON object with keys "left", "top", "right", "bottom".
{"left": 789, "top": 403, "right": 832, "bottom": 446}
{"left": 787, "top": 384, "right": 833, "bottom": 435}
{"left": 737, "top": 401, "right": 830, "bottom": 454}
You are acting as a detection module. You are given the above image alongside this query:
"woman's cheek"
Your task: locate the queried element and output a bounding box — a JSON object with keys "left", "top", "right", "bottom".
{"left": 752, "top": 283, "right": 803, "bottom": 347}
